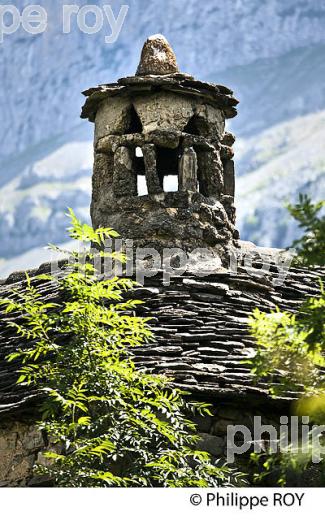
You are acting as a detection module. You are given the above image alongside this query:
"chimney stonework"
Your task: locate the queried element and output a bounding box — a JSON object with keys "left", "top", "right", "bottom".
{"left": 81, "top": 35, "right": 240, "bottom": 260}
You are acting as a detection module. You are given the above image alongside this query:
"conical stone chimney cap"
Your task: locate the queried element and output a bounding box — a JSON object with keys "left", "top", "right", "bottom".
{"left": 136, "top": 34, "right": 179, "bottom": 76}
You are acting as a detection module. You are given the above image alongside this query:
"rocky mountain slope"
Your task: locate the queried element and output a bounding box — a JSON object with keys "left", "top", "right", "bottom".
{"left": 1, "top": 0, "right": 325, "bottom": 274}
{"left": 236, "top": 110, "right": 325, "bottom": 247}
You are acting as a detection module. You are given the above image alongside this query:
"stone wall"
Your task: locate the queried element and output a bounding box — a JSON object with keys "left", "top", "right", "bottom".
{"left": 0, "top": 420, "right": 44, "bottom": 487}
{"left": 2, "top": 406, "right": 322, "bottom": 487}
{"left": 0, "top": 407, "right": 281, "bottom": 487}
{"left": 194, "top": 405, "right": 282, "bottom": 463}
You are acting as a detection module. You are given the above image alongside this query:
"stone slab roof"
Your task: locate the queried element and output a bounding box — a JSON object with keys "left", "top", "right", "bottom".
{"left": 0, "top": 243, "right": 324, "bottom": 418}
{"left": 81, "top": 73, "right": 239, "bottom": 122}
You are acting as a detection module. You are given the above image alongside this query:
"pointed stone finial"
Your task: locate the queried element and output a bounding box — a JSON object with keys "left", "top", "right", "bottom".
{"left": 136, "top": 34, "right": 179, "bottom": 76}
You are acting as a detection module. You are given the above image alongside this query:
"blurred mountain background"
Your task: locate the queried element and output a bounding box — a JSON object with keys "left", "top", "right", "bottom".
{"left": 1, "top": 0, "right": 325, "bottom": 277}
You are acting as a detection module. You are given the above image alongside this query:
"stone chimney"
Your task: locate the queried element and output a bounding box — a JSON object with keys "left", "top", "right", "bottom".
{"left": 81, "top": 35, "right": 239, "bottom": 260}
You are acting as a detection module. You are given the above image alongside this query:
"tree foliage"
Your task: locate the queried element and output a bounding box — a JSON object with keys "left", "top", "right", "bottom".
{"left": 288, "top": 194, "right": 325, "bottom": 267}
{"left": 248, "top": 195, "right": 325, "bottom": 485}
{"left": 0, "top": 209, "right": 244, "bottom": 488}
{"left": 248, "top": 287, "right": 325, "bottom": 395}
{"left": 249, "top": 196, "right": 325, "bottom": 394}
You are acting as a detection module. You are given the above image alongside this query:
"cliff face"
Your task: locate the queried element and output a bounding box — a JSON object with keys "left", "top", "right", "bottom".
{"left": 1, "top": 0, "right": 325, "bottom": 273}
{"left": 1, "top": 0, "right": 325, "bottom": 159}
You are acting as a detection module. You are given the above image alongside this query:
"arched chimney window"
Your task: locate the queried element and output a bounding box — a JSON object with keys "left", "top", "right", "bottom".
{"left": 126, "top": 105, "right": 143, "bottom": 134}
{"left": 184, "top": 115, "right": 200, "bottom": 136}
{"left": 183, "top": 114, "right": 209, "bottom": 138}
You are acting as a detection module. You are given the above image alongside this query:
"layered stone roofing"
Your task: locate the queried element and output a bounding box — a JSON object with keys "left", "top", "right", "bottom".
{"left": 81, "top": 74, "right": 238, "bottom": 123}
{"left": 1, "top": 243, "right": 323, "bottom": 418}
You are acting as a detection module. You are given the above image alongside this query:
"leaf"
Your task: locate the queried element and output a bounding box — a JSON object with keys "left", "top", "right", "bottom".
{"left": 43, "top": 452, "right": 65, "bottom": 461}
{"left": 78, "top": 416, "right": 91, "bottom": 426}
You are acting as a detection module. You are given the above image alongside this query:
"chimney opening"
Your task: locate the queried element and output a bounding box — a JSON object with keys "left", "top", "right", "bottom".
{"left": 137, "top": 175, "right": 148, "bottom": 196}
{"left": 184, "top": 114, "right": 209, "bottom": 138}
{"left": 126, "top": 105, "right": 143, "bottom": 134}
{"left": 156, "top": 146, "right": 180, "bottom": 191}
{"left": 136, "top": 146, "right": 143, "bottom": 158}
{"left": 184, "top": 115, "right": 200, "bottom": 136}
{"left": 133, "top": 146, "right": 145, "bottom": 176}
{"left": 164, "top": 176, "right": 178, "bottom": 192}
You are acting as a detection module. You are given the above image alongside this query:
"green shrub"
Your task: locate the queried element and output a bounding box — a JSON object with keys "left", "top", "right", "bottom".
{"left": 0, "top": 210, "right": 244, "bottom": 488}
